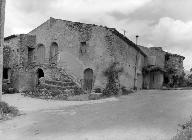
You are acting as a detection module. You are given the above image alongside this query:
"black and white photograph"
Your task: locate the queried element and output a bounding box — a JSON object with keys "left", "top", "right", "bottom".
{"left": 0, "top": 0, "right": 192, "bottom": 139}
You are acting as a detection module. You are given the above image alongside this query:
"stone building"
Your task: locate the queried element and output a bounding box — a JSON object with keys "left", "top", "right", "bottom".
{"left": 3, "top": 17, "right": 147, "bottom": 93}
{"left": 2, "top": 17, "right": 185, "bottom": 93}
{"left": 139, "top": 46, "right": 185, "bottom": 89}
{"left": 139, "top": 46, "right": 166, "bottom": 89}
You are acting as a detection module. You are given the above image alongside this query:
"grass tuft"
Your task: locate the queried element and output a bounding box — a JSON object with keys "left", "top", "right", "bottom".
{"left": 0, "top": 101, "right": 19, "bottom": 120}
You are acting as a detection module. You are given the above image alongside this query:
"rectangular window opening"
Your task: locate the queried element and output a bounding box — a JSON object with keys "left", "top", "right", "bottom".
{"left": 80, "top": 41, "right": 87, "bottom": 55}
{"left": 28, "top": 47, "right": 35, "bottom": 63}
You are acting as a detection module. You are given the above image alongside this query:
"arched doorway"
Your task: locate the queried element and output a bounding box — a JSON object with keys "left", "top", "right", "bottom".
{"left": 50, "top": 42, "right": 58, "bottom": 64}
{"left": 36, "top": 44, "right": 45, "bottom": 64}
{"left": 83, "top": 68, "right": 94, "bottom": 93}
{"left": 36, "top": 68, "right": 44, "bottom": 85}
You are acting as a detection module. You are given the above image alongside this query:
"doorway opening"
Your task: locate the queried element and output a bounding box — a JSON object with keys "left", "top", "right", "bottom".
{"left": 37, "top": 68, "right": 44, "bottom": 85}
{"left": 83, "top": 68, "right": 93, "bottom": 93}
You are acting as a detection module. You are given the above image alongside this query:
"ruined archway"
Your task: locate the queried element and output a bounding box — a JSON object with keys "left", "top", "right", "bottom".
{"left": 83, "top": 68, "right": 94, "bottom": 93}
{"left": 36, "top": 68, "right": 44, "bottom": 85}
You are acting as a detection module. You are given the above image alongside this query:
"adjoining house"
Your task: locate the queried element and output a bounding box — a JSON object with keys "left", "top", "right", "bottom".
{"left": 2, "top": 17, "right": 185, "bottom": 93}
{"left": 139, "top": 46, "right": 185, "bottom": 89}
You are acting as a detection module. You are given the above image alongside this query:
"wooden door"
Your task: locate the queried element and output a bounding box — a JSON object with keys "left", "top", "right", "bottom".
{"left": 83, "top": 68, "right": 93, "bottom": 93}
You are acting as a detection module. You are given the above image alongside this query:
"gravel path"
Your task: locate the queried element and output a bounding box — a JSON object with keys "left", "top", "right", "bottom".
{"left": 2, "top": 93, "right": 118, "bottom": 112}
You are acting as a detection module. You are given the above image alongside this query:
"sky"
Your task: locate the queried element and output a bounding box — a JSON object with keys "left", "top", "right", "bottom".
{"left": 4, "top": 0, "right": 192, "bottom": 70}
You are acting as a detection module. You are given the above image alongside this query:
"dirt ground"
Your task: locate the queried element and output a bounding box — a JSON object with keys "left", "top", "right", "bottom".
{"left": 1, "top": 90, "right": 192, "bottom": 140}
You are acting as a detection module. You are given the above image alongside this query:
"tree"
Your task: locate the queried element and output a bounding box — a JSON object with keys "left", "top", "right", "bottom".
{"left": 0, "top": 0, "right": 6, "bottom": 101}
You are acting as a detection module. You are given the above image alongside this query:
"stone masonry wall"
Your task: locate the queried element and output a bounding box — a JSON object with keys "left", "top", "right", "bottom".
{"left": 3, "top": 35, "right": 37, "bottom": 92}
{"left": 28, "top": 18, "right": 146, "bottom": 90}
{"left": 4, "top": 36, "right": 20, "bottom": 68}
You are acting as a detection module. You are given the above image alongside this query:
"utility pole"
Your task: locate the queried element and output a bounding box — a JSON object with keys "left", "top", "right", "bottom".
{"left": 0, "top": 0, "right": 6, "bottom": 101}
{"left": 123, "top": 30, "right": 126, "bottom": 36}
{"left": 133, "top": 35, "right": 139, "bottom": 90}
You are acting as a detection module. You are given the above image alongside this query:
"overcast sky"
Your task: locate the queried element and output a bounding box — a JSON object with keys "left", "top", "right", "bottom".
{"left": 4, "top": 0, "right": 192, "bottom": 70}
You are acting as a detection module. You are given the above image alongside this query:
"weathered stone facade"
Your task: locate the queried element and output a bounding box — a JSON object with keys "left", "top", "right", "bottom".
{"left": 139, "top": 45, "right": 185, "bottom": 89}
{"left": 3, "top": 17, "right": 146, "bottom": 93}
{"left": 2, "top": 17, "right": 185, "bottom": 93}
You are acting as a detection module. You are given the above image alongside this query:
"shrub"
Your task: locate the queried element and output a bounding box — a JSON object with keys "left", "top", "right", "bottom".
{"left": 121, "top": 86, "right": 134, "bottom": 95}
{"left": 93, "top": 88, "right": 102, "bottom": 93}
{"left": 0, "top": 102, "right": 10, "bottom": 113}
{"left": 72, "top": 86, "right": 85, "bottom": 96}
{"left": 50, "top": 89, "right": 62, "bottom": 97}
{"left": 2, "top": 83, "right": 16, "bottom": 94}
{"left": 172, "top": 116, "right": 192, "bottom": 140}
{"left": 0, "top": 101, "right": 19, "bottom": 119}
{"left": 102, "top": 62, "right": 123, "bottom": 97}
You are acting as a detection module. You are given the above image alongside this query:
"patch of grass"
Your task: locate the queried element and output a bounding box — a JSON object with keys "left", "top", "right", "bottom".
{"left": 0, "top": 101, "right": 19, "bottom": 120}
{"left": 172, "top": 116, "right": 192, "bottom": 140}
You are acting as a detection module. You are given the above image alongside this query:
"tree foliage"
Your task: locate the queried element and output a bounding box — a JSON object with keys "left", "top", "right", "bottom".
{"left": 102, "top": 62, "right": 123, "bottom": 97}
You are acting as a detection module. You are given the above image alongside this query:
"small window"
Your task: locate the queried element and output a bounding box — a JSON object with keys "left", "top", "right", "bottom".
{"left": 81, "top": 42, "right": 86, "bottom": 46}
{"left": 80, "top": 42, "right": 87, "bottom": 55}
{"left": 28, "top": 47, "right": 35, "bottom": 63}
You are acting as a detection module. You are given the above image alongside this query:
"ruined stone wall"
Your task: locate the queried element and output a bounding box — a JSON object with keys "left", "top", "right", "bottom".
{"left": 3, "top": 37, "right": 20, "bottom": 90}
{"left": 3, "top": 35, "right": 37, "bottom": 92}
{"left": 4, "top": 37, "right": 20, "bottom": 68}
{"left": 18, "top": 34, "right": 36, "bottom": 67}
{"left": 28, "top": 18, "right": 145, "bottom": 90}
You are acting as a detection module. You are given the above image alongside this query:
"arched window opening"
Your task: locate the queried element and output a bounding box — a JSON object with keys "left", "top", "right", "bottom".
{"left": 36, "top": 44, "right": 45, "bottom": 64}
{"left": 50, "top": 42, "right": 58, "bottom": 64}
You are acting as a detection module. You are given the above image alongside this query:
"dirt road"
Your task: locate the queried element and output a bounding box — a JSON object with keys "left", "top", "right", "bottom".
{"left": 1, "top": 90, "right": 192, "bottom": 140}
